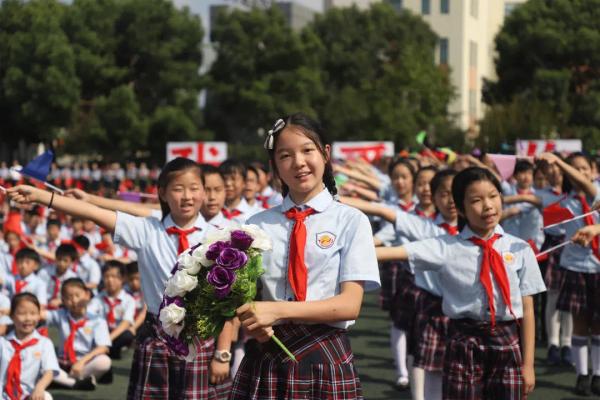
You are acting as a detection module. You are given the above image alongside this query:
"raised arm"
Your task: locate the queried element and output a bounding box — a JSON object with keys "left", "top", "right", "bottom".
{"left": 538, "top": 152, "right": 597, "bottom": 198}
{"left": 8, "top": 185, "right": 117, "bottom": 233}
{"left": 503, "top": 194, "right": 542, "bottom": 207}
{"left": 339, "top": 196, "right": 396, "bottom": 222}
{"left": 65, "top": 188, "right": 159, "bottom": 217}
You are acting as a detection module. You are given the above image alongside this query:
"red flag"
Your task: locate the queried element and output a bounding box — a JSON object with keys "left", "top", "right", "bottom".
{"left": 543, "top": 202, "right": 574, "bottom": 227}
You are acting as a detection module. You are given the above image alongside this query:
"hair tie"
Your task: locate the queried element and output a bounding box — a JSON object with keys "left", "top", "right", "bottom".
{"left": 264, "top": 118, "right": 286, "bottom": 150}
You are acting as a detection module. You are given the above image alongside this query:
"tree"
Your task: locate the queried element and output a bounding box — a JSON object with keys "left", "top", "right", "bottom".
{"left": 205, "top": 6, "right": 324, "bottom": 144}
{"left": 483, "top": 0, "right": 600, "bottom": 148}
{"left": 0, "top": 0, "right": 80, "bottom": 146}
{"left": 309, "top": 3, "right": 455, "bottom": 146}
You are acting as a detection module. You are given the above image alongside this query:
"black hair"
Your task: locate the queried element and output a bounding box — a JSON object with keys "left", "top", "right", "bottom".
{"left": 46, "top": 219, "right": 61, "bottom": 228}
{"left": 55, "top": 243, "right": 78, "bottom": 261}
{"left": 246, "top": 164, "right": 260, "bottom": 181}
{"left": 15, "top": 248, "right": 41, "bottom": 265}
{"left": 451, "top": 167, "right": 503, "bottom": 231}
{"left": 25, "top": 206, "right": 41, "bottom": 217}
{"left": 102, "top": 260, "right": 125, "bottom": 277}
{"left": 157, "top": 157, "right": 203, "bottom": 220}
{"left": 200, "top": 164, "right": 225, "bottom": 182}
{"left": 513, "top": 159, "right": 534, "bottom": 175}
{"left": 430, "top": 169, "right": 457, "bottom": 197}
{"left": 388, "top": 157, "right": 417, "bottom": 181}
{"left": 125, "top": 261, "right": 139, "bottom": 276}
{"left": 415, "top": 166, "right": 438, "bottom": 182}
{"left": 562, "top": 151, "right": 594, "bottom": 194}
{"left": 251, "top": 161, "right": 268, "bottom": 174}
{"left": 61, "top": 277, "right": 88, "bottom": 296}
{"left": 219, "top": 159, "right": 247, "bottom": 180}
{"left": 266, "top": 113, "right": 337, "bottom": 198}
{"left": 73, "top": 235, "right": 90, "bottom": 250}
{"left": 10, "top": 292, "right": 40, "bottom": 316}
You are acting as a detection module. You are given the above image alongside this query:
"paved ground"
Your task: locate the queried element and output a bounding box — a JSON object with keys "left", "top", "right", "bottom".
{"left": 48, "top": 292, "right": 589, "bottom": 399}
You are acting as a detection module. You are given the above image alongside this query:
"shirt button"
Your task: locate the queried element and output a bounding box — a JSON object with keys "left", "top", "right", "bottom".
{"left": 287, "top": 297, "right": 293, "bottom": 301}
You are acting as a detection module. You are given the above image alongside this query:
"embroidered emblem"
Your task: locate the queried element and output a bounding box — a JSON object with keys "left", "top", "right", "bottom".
{"left": 502, "top": 251, "right": 515, "bottom": 265}
{"left": 33, "top": 351, "right": 42, "bottom": 360}
{"left": 316, "top": 232, "right": 336, "bottom": 249}
{"left": 84, "top": 327, "right": 93, "bottom": 335}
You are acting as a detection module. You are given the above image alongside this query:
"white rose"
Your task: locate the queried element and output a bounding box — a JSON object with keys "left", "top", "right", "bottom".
{"left": 191, "top": 244, "right": 214, "bottom": 267}
{"left": 164, "top": 270, "right": 198, "bottom": 297}
{"left": 203, "top": 227, "right": 233, "bottom": 246}
{"left": 178, "top": 252, "right": 202, "bottom": 275}
{"left": 241, "top": 224, "right": 272, "bottom": 251}
{"left": 159, "top": 303, "right": 186, "bottom": 337}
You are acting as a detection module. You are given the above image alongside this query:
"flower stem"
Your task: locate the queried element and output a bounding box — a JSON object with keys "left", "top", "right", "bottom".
{"left": 271, "top": 335, "right": 297, "bottom": 363}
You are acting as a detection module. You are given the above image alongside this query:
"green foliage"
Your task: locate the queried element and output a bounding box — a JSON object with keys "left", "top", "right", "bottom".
{"left": 484, "top": 0, "right": 600, "bottom": 149}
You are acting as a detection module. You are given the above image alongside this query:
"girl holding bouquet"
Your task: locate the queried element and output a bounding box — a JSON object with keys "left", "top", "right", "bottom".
{"left": 7, "top": 158, "right": 233, "bottom": 400}
{"left": 232, "top": 113, "right": 381, "bottom": 399}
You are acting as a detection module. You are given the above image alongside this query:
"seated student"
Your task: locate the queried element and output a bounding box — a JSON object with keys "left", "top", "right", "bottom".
{"left": 71, "top": 236, "right": 101, "bottom": 292}
{"left": 38, "top": 244, "right": 78, "bottom": 310}
{"left": 35, "top": 219, "right": 63, "bottom": 264}
{"left": 47, "top": 278, "right": 111, "bottom": 390}
{"left": 1, "top": 231, "right": 23, "bottom": 278}
{"left": 0, "top": 293, "right": 59, "bottom": 400}
{"left": 124, "top": 262, "right": 146, "bottom": 336}
{"left": 95, "top": 230, "right": 135, "bottom": 265}
{"left": 0, "top": 292, "right": 11, "bottom": 336}
{"left": 4, "top": 249, "right": 47, "bottom": 308}
{"left": 88, "top": 261, "right": 135, "bottom": 359}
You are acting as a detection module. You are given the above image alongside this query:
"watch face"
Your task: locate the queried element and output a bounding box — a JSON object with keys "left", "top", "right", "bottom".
{"left": 217, "top": 350, "right": 231, "bottom": 362}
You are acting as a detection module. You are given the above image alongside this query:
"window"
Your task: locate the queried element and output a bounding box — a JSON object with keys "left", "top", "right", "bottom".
{"left": 439, "top": 38, "right": 449, "bottom": 65}
{"left": 422, "top": 0, "right": 430, "bottom": 15}
{"left": 469, "top": 89, "right": 477, "bottom": 119}
{"left": 441, "top": 0, "right": 449, "bottom": 14}
{"left": 469, "top": 41, "right": 478, "bottom": 67}
{"left": 388, "top": 0, "right": 403, "bottom": 12}
{"left": 470, "top": 0, "right": 478, "bottom": 18}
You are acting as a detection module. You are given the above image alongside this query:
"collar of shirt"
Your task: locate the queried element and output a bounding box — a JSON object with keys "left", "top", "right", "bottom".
{"left": 281, "top": 188, "right": 333, "bottom": 213}
{"left": 235, "top": 198, "right": 252, "bottom": 214}
{"left": 458, "top": 223, "right": 505, "bottom": 241}
{"left": 433, "top": 213, "right": 454, "bottom": 226}
{"left": 6, "top": 330, "right": 41, "bottom": 344}
{"left": 100, "top": 289, "right": 127, "bottom": 302}
{"left": 162, "top": 212, "right": 208, "bottom": 232}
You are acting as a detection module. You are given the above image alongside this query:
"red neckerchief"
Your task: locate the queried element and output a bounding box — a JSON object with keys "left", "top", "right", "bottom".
{"left": 222, "top": 208, "right": 242, "bottom": 220}
{"left": 438, "top": 223, "right": 458, "bottom": 236}
{"left": 574, "top": 194, "right": 600, "bottom": 261}
{"left": 165, "top": 226, "right": 198, "bottom": 255}
{"left": 284, "top": 207, "right": 316, "bottom": 301}
{"left": 5, "top": 337, "right": 39, "bottom": 400}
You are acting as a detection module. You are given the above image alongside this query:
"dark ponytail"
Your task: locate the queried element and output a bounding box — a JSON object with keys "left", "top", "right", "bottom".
{"left": 266, "top": 113, "right": 337, "bottom": 198}
{"left": 157, "top": 158, "right": 203, "bottom": 220}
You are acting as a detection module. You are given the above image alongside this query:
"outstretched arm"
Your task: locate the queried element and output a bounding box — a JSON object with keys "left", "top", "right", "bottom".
{"left": 65, "top": 188, "right": 159, "bottom": 217}
{"left": 339, "top": 196, "right": 396, "bottom": 223}
{"left": 8, "top": 185, "right": 117, "bottom": 233}
{"left": 375, "top": 245, "right": 408, "bottom": 262}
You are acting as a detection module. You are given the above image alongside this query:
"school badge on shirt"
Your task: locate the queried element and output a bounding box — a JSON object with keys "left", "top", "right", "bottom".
{"left": 316, "top": 232, "right": 336, "bottom": 249}
{"left": 502, "top": 251, "right": 516, "bottom": 265}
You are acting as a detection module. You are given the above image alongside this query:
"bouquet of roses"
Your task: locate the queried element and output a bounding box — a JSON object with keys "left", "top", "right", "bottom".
{"left": 158, "top": 225, "right": 295, "bottom": 361}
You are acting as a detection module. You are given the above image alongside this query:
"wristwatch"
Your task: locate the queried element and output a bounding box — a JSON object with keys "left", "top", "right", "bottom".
{"left": 214, "top": 349, "right": 232, "bottom": 363}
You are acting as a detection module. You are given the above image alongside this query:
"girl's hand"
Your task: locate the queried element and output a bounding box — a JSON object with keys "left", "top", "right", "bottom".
{"left": 65, "top": 188, "right": 89, "bottom": 202}
{"left": 6, "top": 185, "right": 42, "bottom": 204}
{"left": 30, "top": 387, "right": 46, "bottom": 400}
{"left": 522, "top": 364, "right": 535, "bottom": 395}
{"left": 69, "top": 360, "right": 85, "bottom": 379}
{"left": 537, "top": 152, "right": 560, "bottom": 165}
{"left": 209, "top": 359, "right": 229, "bottom": 385}
{"left": 571, "top": 225, "right": 600, "bottom": 246}
{"left": 236, "top": 302, "right": 281, "bottom": 332}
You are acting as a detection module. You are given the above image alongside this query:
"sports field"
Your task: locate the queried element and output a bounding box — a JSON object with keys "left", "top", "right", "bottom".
{"left": 49, "top": 292, "right": 588, "bottom": 399}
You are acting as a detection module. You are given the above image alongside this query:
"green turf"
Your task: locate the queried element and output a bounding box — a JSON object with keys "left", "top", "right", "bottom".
{"left": 48, "top": 292, "right": 590, "bottom": 399}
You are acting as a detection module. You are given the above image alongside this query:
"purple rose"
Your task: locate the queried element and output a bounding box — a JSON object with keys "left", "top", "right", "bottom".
{"left": 160, "top": 296, "right": 185, "bottom": 310}
{"left": 207, "top": 266, "right": 236, "bottom": 299}
{"left": 205, "top": 241, "right": 229, "bottom": 261}
{"left": 216, "top": 247, "right": 248, "bottom": 270}
{"left": 230, "top": 230, "right": 254, "bottom": 251}
{"left": 164, "top": 335, "right": 189, "bottom": 357}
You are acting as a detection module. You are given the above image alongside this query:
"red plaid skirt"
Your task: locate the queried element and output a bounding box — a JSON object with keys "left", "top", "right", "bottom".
{"left": 412, "top": 289, "right": 448, "bottom": 372}
{"left": 556, "top": 269, "right": 600, "bottom": 323}
{"left": 443, "top": 319, "right": 524, "bottom": 400}
{"left": 540, "top": 234, "right": 566, "bottom": 291}
{"left": 127, "top": 314, "right": 231, "bottom": 400}
{"left": 390, "top": 267, "right": 421, "bottom": 333}
{"left": 379, "top": 261, "right": 400, "bottom": 311}
{"left": 229, "top": 324, "right": 362, "bottom": 400}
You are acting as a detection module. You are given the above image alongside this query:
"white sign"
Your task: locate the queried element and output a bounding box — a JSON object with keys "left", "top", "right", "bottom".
{"left": 515, "top": 139, "right": 582, "bottom": 156}
{"left": 332, "top": 141, "right": 395, "bottom": 162}
{"left": 166, "top": 142, "right": 228, "bottom": 165}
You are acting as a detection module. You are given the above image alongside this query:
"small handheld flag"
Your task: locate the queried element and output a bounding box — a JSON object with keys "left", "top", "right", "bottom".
{"left": 13, "top": 150, "right": 63, "bottom": 194}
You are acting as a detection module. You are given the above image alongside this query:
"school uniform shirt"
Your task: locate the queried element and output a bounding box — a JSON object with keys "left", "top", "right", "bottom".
{"left": 247, "top": 188, "right": 381, "bottom": 330}
{"left": 0, "top": 294, "right": 11, "bottom": 326}
{"left": 375, "top": 200, "right": 417, "bottom": 246}
{"left": 0, "top": 330, "right": 59, "bottom": 398}
{"left": 225, "top": 198, "right": 254, "bottom": 225}
{"left": 394, "top": 211, "right": 455, "bottom": 297}
{"left": 207, "top": 212, "right": 236, "bottom": 230}
{"left": 37, "top": 266, "right": 77, "bottom": 305}
{"left": 4, "top": 274, "right": 47, "bottom": 306}
{"left": 125, "top": 288, "right": 145, "bottom": 318}
{"left": 75, "top": 253, "right": 101, "bottom": 288}
{"left": 245, "top": 201, "right": 266, "bottom": 219}
{"left": 260, "top": 186, "right": 283, "bottom": 208}
{"left": 46, "top": 309, "right": 111, "bottom": 360}
{"left": 558, "top": 189, "right": 600, "bottom": 273}
{"left": 88, "top": 290, "right": 135, "bottom": 330}
{"left": 113, "top": 211, "right": 214, "bottom": 315}
{"left": 404, "top": 224, "right": 546, "bottom": 321}
{"left": 501, "top": 185, "right": 544, "bottom": 248}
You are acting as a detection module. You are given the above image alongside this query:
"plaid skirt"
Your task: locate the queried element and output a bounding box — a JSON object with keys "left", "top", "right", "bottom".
{"left": 412, "top": 289, "right": 448, "bottom": 372}
{"left": 229, "top": 324, "right": 362, "bottom": 400}
{"left": 127, "top": 314, "right": 231, "bottom": 400}
{"left": 540, "top": 234, "right": 566, "bottom": 291}
{"left": 556, "top": 269, "right": 600, "bottom": 323}
{"left": 390, "top": 267, "right": 421, "bottom": 332}
{"left": 443, "top": 319, "right": 524, "bottom": 400}
{"left": 379, "top": 261, "right": 400, "bottom": 311}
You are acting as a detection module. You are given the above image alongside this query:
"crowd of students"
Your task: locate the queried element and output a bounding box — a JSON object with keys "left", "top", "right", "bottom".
{"left": 0, "top": 113, "right": 598, "bottom": 399}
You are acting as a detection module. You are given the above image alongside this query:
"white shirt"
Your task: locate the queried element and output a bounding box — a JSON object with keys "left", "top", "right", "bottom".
{"left": 248, "top": 189, "right": 381, "bottom": 329}
{"left": 113, "top": 212, "right": 214, "bottom": 314}
{"left": 46, "top": 309, "right": 111, "bottom": 359}
{"left": 88, "top": 290, "right": 136, "bottom": 330}
{"left": 0, "top": 330, "right": 59, "bottom": 399}
{"left": 5, "top": 274, "right": 48, "bottom": 306}
{"left": 37, "top": 266, "right": 77, "bottom": 303}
